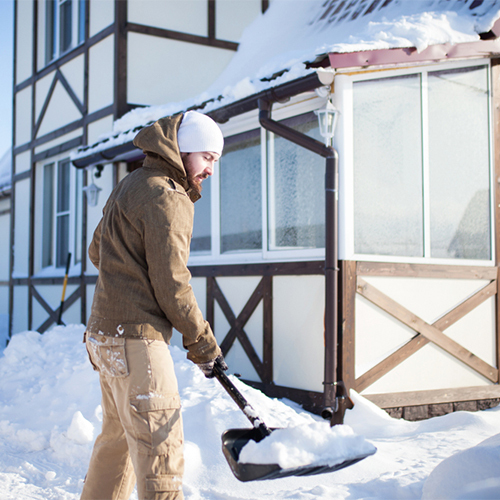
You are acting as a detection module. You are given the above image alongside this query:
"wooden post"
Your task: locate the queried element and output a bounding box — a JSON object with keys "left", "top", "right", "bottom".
{"left": 492, "top": 59, "right": 500, "bottom": 378}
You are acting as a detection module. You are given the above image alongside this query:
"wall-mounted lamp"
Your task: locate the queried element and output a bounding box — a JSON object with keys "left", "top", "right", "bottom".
{"left": 315, "top": 69, "right": 338, "bottom": 147}
{"left": 83, "top": 165, "right": 103, "bottom": 207}
{"left": 315, "top": 98, "right": 338, "bottom": 147}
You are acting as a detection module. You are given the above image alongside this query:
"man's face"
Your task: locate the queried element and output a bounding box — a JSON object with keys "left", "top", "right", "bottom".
{"left": 181, "top": 152, "right": 220, "bottom": 195}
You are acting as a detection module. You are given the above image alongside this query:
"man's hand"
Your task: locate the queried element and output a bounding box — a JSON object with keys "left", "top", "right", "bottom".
{"left": 197, "top": 354, "right": 228, "bottom": 378}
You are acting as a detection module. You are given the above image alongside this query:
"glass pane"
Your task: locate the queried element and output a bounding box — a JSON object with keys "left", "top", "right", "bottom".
{"left": 45, "top": 0, "right": 56, "bottom": 64}
{"left": 56, "top": 214, "right": 69, "bottom": 268}
{"left": 57, "top": 160, "right": 70, "bottom": 213}
{"left": 191, "top": 176, "right": 211, "bottom": 253}
{"left": 42, "top": 163, "right": 54, "bottom": 268}
{"left": 353, "top": 74, "right": 423, "bottom": 256}
{"left": 74, "top": 168, "right": 82, "bottom": 264}
{"left": 78, "top": 0, "right": 86, "bottom": 43}
{"left": 59, "top": 0, "right": 73, "bottom": 54}
{"left": 428, "top": 66, "right": 491, "bottom": 260}
{"left": 269, "top": 114, "right": 325, "bottom": 249}
{"left": 220, "top": 130, "right": 262, "bottom": 253}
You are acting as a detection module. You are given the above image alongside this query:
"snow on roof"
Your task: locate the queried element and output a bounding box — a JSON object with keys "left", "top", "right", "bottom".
{"left": 0, "top": 148, "right": 11, "bottom": 192}
{"left": 72, "top": 0, "right": 500, "bottom": 163}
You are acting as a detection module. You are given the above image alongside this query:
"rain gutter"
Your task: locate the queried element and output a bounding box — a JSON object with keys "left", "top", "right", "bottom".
{"left": 257, "top": 98, "right": 349, "bottom": 426}
{"left": 72, "top": 72, "right": 324, "bottom": 168}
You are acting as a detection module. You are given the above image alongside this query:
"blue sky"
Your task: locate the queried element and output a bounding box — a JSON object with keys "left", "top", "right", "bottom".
{"left": 0, "top": 0, "right": 13, "bottom": 159}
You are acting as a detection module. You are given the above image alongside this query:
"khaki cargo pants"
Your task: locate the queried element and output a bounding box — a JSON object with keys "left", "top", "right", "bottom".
{"left": 81, "top": 333, "right": 184, "bottom": 500}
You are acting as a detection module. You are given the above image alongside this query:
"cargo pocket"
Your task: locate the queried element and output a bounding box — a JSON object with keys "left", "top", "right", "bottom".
{"left": 145, "top": 474, "right": 183, "bottom": 494}
{"left": 86, "top": 334, "right": 129, "bottom": 378}
{"left": 129, "top": 394, "right": 183, "bottom": 457}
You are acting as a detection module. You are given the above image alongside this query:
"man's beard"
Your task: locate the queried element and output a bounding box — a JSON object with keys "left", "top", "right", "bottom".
{"left": 187, "top": 173, "right": 203, "bottom": 196}
{"left": 182, "top": 154, "right": 206, "bottom": 196}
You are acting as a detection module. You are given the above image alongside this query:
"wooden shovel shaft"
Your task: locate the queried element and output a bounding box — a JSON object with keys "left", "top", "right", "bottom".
{"left": 57, "top": 253, "right": 72, "bottom": 325}
{"left": 213, "top": 365, "right": 272, "bottom": 438}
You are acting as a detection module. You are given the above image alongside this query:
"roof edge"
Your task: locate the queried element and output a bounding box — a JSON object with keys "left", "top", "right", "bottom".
{"left": 328, "top": 37, "right": 500, "bottom": 70}
{"left": 72, "top": 72, "right": 324, "bottom": 168}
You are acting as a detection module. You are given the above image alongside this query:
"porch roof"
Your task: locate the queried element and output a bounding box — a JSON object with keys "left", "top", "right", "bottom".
{"left": 72, "top": 0, "right": 500, "bottom": 168}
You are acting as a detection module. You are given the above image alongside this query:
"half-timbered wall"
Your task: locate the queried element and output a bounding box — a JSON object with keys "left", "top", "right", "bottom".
{"left": 9, "top": 0, "right": 268, "bottom": 337}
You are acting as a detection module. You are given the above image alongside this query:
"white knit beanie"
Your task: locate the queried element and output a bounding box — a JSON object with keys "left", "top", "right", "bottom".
{"left": 177, "top": 111, "right": 224, "bottom": 156}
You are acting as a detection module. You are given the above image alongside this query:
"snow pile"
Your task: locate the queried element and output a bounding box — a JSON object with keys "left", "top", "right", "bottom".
{"left": 422, "top": 432, "right": 500, "bottom": 500}
{"left": 1, "top": 324, "right": 500, "bottom": 499}
{"left": 239, "top": 421, "right": 375, "bottom": 469}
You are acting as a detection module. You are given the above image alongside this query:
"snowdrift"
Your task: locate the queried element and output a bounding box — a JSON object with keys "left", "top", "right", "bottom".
{"left": 0, "top": 325, "right": 500, "bottom": 499}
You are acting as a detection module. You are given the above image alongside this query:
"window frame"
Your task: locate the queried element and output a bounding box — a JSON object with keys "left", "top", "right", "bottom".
{"left": 336, "top": 58, "right": 495, "bottom": 266}
{"left": 44, "top": 0, "right": 86, "bottom": 66}
{"left": 189, "top": 96, "right": 327, "bottom": 266}
{"left": 37, "top": 156, "right": 82, "bottom": 275}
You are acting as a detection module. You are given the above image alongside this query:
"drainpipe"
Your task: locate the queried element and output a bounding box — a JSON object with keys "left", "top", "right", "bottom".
{"left": 258, "top": 98, "right": 351, "bottom": 425}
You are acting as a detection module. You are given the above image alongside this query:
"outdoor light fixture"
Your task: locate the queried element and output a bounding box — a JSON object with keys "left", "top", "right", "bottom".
{"left": 83, "top": 165, "right": 103, "bottom": 207}
{"left": 315, "top": 98, "right": 338, "bottom": 147}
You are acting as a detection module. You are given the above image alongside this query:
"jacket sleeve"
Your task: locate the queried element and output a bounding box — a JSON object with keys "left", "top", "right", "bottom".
{"left": 88, "top": 218, "right": 103, "bottom": 271}
{"left": 142, "top": 190, "right": 221, "bottom": 364}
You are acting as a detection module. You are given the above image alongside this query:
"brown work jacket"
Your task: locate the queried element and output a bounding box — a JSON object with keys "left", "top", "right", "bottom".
{"left": 86, "top": 114, "right": 221, "bottom": 364}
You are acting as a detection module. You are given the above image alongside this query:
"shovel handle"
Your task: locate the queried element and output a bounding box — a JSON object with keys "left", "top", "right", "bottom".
{"left": 214, "top": 365, "right": 272, "bottom": 438}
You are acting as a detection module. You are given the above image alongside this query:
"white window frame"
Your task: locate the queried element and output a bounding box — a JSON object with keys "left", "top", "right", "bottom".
{"left": 37, "top": 155, "right": 82, "bottom": 276}
{"left": 189, "top": 95, "right": 327, "bottom": 267}
{"left": 45, "top": 0, "right": 85, "bottom": 66}
{"left": 336, "top": 57, "right": 495, "bottom": 266}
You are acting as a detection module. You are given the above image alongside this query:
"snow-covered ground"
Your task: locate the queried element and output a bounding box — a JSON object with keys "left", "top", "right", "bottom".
{"left": 0, "top": 324, "right": 499, "bottom": 500}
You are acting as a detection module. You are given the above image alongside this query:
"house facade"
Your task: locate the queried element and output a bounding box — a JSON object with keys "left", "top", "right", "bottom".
{"left": 9, "top": 0, "right": 500, "bottom": 422}
{"left": 9, "top": 0, "right": 263, "bottom": 331}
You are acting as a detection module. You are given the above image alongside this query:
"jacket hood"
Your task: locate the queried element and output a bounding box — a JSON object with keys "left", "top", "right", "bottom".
{"left": 133, "top": 113, "right": 188, "bottom": 185}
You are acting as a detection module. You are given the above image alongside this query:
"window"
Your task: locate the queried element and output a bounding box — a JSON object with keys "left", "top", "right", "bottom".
{"left": 268, "top": 113, "right": 324, "bottom": 250}
{"left": 191, "top": 176, "right": 211, "bottom": 253}
{"left": 41, "top": 158, "right": 81, "bottom": 270}
{"left": 56, "top": 160, "right": 71, "bottom": 267}
{"left": 45, "top": 0, "right": 85, "bottom": 65}
{"left": 190, "top": 110, "right": 326, "bottom": 261}
{"left": 42, "top": 163, "right": 55, "bottom": 268}
{"left": 352, "top": 64, "right": 492, "bottom": 261}
{"left": 220, "top": 130, "right": 261, "bottom": 253}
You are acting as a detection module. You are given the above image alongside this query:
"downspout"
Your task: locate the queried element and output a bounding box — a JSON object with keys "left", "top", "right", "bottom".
{"left": 258, "top": 98, "right": 352, "bottom": 425}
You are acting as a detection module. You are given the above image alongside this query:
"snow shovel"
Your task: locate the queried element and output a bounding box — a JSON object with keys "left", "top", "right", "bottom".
{"left": 213, "top": 365, "right": 374, "bottom": 482}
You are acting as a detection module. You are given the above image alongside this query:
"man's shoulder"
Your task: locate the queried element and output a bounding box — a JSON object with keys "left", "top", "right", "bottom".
{"left": 118, "top": 168, "right": 190, "bottom": 205}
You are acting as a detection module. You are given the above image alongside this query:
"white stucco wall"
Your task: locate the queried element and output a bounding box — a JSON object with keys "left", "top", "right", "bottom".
{"left": 127, "top": 33, "right": 235, "bottom": 106}
{"left": 0, "top": 198, "right": 10, "bottom": 282}
{"left": 15, "top": 86, "right": 32, "bottom": 147}
{"left": 128, "top": 0, "right": 207, "bottom": 36}
{"left": 16, "top": 0, "right": 33, "bottom": 84}
{"left": 36, "top": 80, "right": 82, "bottom": 138}
{"left": 356, "top": 275, "right": 497, "bottom": 395}
{"left": 216, "top": 0, "right": 261, "bottom": 42}
{"left": 12, "top": 285, "right": 28, "bottom": 334}
{"left": 13, "top": 179, "right": 30, "bottom": 278}
{"left": 60, "top": 54, "right": 85, "bottom": 104}
{"left": 88, "top": 35, "right": 114, "bottom": 114}
{"left": 273, "top": 275, "right": 325, "bottom": 392}
{"left": 89, "top": 0, "right": 114, "bottom": 37}
{"left": 14, "top": 151, "right": 30, "bottom": 176}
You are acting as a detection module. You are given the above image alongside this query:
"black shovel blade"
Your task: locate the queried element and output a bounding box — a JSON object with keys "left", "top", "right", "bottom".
{"left": 221, "top": 427, "right": 374, "bottom": 482}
